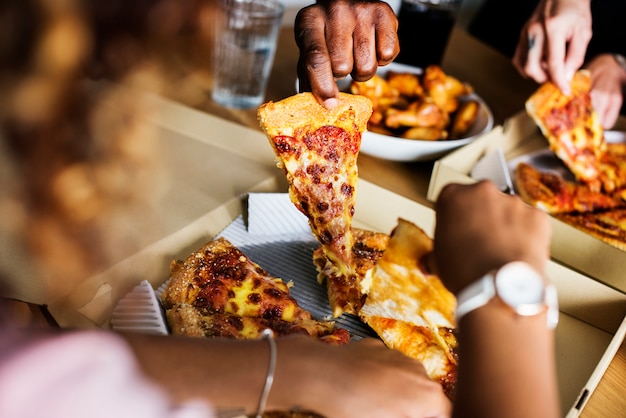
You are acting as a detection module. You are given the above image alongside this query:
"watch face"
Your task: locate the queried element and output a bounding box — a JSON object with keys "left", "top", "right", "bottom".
{"left": 495, "top": 262, "right": 545, "bottom": 315}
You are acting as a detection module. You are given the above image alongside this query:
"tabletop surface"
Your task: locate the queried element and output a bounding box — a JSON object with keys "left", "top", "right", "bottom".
{"left": 7, "top": 21, "right": 625, "bottom": 417}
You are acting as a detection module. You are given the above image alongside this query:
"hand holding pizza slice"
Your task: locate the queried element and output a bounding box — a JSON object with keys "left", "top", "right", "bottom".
{"left": 526, "top": 69, "right": 626, "bottom": 195}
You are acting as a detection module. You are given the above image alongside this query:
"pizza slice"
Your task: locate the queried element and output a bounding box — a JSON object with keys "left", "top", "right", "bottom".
{"left": 525, "top": 69, "right": 626, "bottom": 196}
{"left": 525, "top": 70, "right": 606, "bottom": 191}
{"left": 312, "top": 228, "right": 389, "bottom": 317}
{"left": 257, "top": 92, "right": 373, "bottom": 279}
{"left": 556, "top": 209, "right": 626, "bottom": 252}
{"left": 514, "top": 162, "right": 624, "bottom": 214}
{"left": 358, "top": 218, "right": 458, "bottom": 399}
{"left": 161, "top": 237, "right": 350, "bottom": 344}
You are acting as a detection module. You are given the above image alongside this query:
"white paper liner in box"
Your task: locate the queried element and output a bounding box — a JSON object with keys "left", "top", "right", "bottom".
{"left": 115, "top": 193, "right": 377, "bottom": 340}
{"left": 110, "top": 280, "right": 168, "bottom": 335}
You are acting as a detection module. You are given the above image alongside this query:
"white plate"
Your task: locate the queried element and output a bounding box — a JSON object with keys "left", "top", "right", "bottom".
{"left": 338, "top": 62, "right": 494, "bottom": 162}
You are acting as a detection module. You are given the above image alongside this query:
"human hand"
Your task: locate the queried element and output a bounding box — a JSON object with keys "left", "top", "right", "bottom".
{"left": 433, "top": 181, "right": 552, "bottom": 295}
{"left": 294, "top": 0, "right": 399, "bottom": 108}
{"left": 585, "top": 54, "right": 626, "bottom": 129}
{"left": 512, "top": 0, "right": 592, "bottom": 95}
{"left": 273, "top": 336, "right": 452, "bottom": 418}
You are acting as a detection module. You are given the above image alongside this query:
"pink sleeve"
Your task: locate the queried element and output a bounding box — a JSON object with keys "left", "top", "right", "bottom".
{"left": 0, "top": 330, "right": 215, "bottom": 418}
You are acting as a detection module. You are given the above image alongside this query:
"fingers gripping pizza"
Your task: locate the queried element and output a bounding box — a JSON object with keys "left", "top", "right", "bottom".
{"left": 258, "top": 92, "right": 459, "bottom": 396}
{"left": 258, "top": 92, "right": 373, "bottom": 316}
{"left": 526, "top": 69, "right": 626, "bottom": 195}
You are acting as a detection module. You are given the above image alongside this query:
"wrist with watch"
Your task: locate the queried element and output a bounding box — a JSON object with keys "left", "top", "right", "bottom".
{"left": 455, "top": 261, "right": 559, "bottom": 329}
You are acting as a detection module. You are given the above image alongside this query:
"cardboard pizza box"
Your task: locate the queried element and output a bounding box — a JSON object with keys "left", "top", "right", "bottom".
{"left": 34, "top": 97, "right": 626, "bottom": 417}
{"left": 428, "top": 111, "right": 626, "bottom": 296}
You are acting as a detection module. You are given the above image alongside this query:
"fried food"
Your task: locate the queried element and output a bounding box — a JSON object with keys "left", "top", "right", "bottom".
{"left": 348, "top": 65, "right": 477, "bottom": 141}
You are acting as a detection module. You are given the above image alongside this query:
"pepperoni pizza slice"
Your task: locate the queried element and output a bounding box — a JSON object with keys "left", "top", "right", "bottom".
{"left": 161, "top": 237, "right": 350, "bottom": 344}
{"left": 525, "top": 70, "right": 606, "bottom": 190}
{"left": 257, "top": 92, "right": 373, "bottom": 316}
{"left": 525, "top": 69, "right": 626, "bottom": 194}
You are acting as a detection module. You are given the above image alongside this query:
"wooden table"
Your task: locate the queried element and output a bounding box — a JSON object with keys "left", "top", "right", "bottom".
{"left": 7, "top": 22, "right": 624, "bottom": 417}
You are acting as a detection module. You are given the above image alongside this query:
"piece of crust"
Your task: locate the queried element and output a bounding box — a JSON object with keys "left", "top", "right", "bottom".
{"left": 257, "top": 92, "right": 372, "bottom": 140}
{"left": 312, "top": 228, "right": 389, "bottom": 317}
{"left": 358, "top": 218, "right": 458, "bottom": 397}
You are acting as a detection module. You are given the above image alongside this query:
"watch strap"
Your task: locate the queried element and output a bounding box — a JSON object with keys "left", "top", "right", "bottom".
{"left": 455, "top": 274, "right": 496, "bottom": 324}
{"left": 455, "top": 266, "right": 559, "bottom": 329}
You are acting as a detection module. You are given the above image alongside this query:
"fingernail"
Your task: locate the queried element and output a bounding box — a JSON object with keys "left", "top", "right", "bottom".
{"left": 323, "top": 97, "right": 339, "bottom": 109}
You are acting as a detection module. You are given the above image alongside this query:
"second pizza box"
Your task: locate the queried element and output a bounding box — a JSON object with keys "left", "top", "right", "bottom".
{"left": 428, "top": 111, "right": 626, "bottom": 296}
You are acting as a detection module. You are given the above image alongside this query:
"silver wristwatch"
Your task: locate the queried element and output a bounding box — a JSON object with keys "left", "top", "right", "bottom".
{"left": 455, "top": 261, "right": 559, "bottom": 329}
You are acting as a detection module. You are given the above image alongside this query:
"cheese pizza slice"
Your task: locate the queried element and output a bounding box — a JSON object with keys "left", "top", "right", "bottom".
{"left": 358, "top": 218, "right": 458, "bottom": 399}
{"left": 514, "top": 162, "right": 624, "bottom": 214}
{"left": 257, "top": 92, "right": 372, "bottom": 279}
{"left": 161, "top": 237, "right": 350, "bottom": 344}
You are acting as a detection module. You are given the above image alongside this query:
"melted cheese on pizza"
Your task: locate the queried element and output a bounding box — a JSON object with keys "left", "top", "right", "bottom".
{"left": 166, "top": 304, "right": 348, "bottom": 344}
{"left": 358, "top": 218, "right": 458, "bottom": 397}
{"left": 313, "top": 228, "right": 389, "bottom": 317}
{"left": 161, "top": 237, "right": 349, "bottom": 343}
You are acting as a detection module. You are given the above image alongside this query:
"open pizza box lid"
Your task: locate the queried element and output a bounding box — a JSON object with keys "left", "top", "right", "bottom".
{"left": 16, "top": 97, "right": 626, "bottom": 417}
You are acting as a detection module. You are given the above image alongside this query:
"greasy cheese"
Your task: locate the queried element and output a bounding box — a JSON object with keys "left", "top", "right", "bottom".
{"left": 162, "top": 238, "right": 351, "bottom": 344}
{"left": 359, "top": 218, "right": 458, "bottom": 384}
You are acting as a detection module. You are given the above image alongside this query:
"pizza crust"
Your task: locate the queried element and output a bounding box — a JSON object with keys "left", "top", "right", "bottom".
{"left": 257, "top": 92, "right": 372, "bottom": 140}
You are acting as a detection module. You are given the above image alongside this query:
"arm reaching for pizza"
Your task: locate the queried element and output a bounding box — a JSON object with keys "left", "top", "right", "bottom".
{"left": 513, "top": 0, "right": 592, "bottom": 95}
{"left": 294, "top": 0, "right": 399, "bottom": 108}
{"left": 1, "top": 316, "right": 451, "bottom": 418}
{"left": 433, "top": 181, "right": 560, "bottom": 418}
{"left": 123, "top": 331, "right": 452, "bottom": 418}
